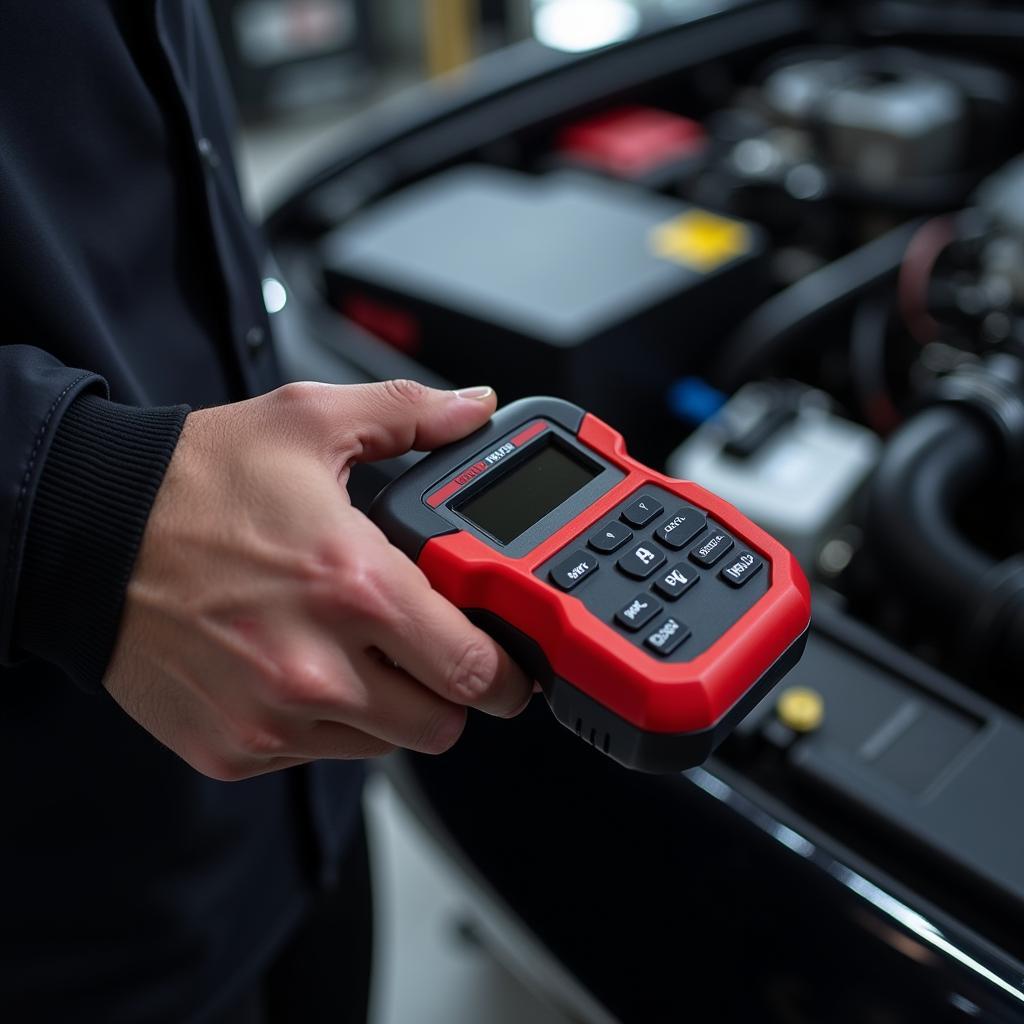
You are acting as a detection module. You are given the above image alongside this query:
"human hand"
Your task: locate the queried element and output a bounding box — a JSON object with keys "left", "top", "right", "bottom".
{"left": 104, "top": 380, "right": 531, "bottom": 780}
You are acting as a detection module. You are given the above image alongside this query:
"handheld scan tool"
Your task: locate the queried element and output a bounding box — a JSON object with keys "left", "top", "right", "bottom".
{"left": 370, "top": 397, "right": 811, "bottom": 772}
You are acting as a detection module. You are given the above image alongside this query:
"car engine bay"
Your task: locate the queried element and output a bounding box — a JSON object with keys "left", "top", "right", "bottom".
{"left": 266, "top": 3, "right": 1024, "bottom": 1019}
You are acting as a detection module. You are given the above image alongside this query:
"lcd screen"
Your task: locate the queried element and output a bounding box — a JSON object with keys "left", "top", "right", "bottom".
{"left": 456, "top": 439, "right": 601, "bottom": 545}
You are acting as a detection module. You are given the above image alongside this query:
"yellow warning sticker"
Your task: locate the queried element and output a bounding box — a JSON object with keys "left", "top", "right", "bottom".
{"left": 650, "top": 210, "right": 750, "bottom": 272}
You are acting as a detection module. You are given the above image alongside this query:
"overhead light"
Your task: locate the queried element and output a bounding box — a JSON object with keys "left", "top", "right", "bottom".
{"left": 262, "top": 277, "right": 288, "bottom": 314}
{"left": 533, "top": 0, "right": 641, "bottom": 53}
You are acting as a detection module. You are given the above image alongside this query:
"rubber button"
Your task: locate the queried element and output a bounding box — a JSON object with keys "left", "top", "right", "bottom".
{"left": 621, "top": 494, "right": 663, "bottom": 528}
{"left": 689, "top": 528, "right": 734, "bottom": 567}
{"left": 644, "top": 617, "right": 691, "bottom": 656}
{"left": 719, "top": 550, "right": 764, "bottom": 587}
{"left": 588, "top": 520, "right": 633, "bottom": 553}
{"left": 652, "top": 563, "right": 700, "bottom": 601}
{"left": 654, "top": 506, "right": 706, "bottom": 549}
{"left": 549, "top": 551, "right": 598, "bottom": 591}
{"left": 615, "top": 594, "right": 661, "bottom": 632}
{"left": 617, "top": 542, "right": 666, "bottom": 580}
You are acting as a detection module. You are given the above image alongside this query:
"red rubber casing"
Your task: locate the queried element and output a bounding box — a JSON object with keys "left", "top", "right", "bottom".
{"left": 417, "top": 412, "right": 811, "bottom": 739}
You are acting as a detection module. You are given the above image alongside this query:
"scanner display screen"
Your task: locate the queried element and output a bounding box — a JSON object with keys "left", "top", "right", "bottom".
{"left": 456, "top": 439, "right": 600, "bottom": 544}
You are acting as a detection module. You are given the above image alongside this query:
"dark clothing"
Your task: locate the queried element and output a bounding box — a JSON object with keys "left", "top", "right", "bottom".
{"left": 215, "top": 817, "right": 375, "bottom": 1024}
{"left": 0, "top": 3, "right": 364, "bottom": 1021}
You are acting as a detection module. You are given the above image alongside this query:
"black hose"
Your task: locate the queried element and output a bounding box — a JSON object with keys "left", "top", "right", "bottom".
{"left": 866, "top": 378, "right": 1024, "bottom": 679}
{"left": 849, "top": 295, "right": 900, "bottom": 433}
{"left": 867, "top": 406, "right": 997, "bottom": 617}
{"left": 713, "top": 220, "right": 922, "bottom": 392}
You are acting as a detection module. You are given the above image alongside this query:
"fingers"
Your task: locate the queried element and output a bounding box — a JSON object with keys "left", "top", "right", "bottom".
{"left": 313, "top": 650, "right": 468, "bottom": 755}
{"left": 330, "top": 379, "right": 497, "bottom": 462}
{"left": 184, "top": 661, "right": 439, "bottom": 777}
{"left": 363, "top": 571, "right": 533, "bottom": 720}
{"left": 278, "top": 718, "right": 399, "bottom": 762}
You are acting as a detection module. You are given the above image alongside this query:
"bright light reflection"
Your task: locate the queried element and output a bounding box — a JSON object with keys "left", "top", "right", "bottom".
{"left": 262, "top": 277, "right": 287, "bottom": 314}
{"left": 533, "top": 0, "right": 641, "bottom": 53}
{"left": 836, "top": 868, "right": 1024, "bottom": 1008}
{"left": 687, "top": 768, "right": 1024, "bottom": 1008}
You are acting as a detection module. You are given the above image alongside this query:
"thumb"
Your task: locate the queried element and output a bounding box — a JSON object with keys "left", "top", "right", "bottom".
{"left": 337, "top": 379, "right": 497, "bottom": 463}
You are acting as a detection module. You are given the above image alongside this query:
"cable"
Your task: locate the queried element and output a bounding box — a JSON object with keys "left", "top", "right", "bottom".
{"left": 712, "top": 220, "right": 923, "bottom": 392}
{"left": 866, "top": 357, "right": 1024, "bottom": 679}
{"left": 897, "top": 215, "right": 955, "bottom": 346}
{"left": 849, "top": 296, "right": 901, "bottom": 434}
{"left": 867, "top": 405, "right": 996, "bottom": 615}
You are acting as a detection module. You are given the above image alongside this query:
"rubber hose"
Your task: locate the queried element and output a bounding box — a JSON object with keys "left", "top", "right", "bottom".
{"left": 866, "top": 405, "right": 997, "bottom": 617}
{"left": 713, "top": 220, "right": 922, "bottom": 392}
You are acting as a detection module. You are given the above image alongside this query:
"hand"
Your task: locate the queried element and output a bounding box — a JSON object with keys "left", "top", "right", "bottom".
{"left": 104, "top": 380, "right": 531, "bottom": 781}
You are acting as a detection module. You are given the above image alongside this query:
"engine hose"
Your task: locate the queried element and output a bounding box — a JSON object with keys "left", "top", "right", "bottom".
{"left": 867, "top": 369, "right": 1024, "bottom": 677}
{"left": 712, "top": 220, "right": 923, "bottom": 393}
{"left": 867, "top": 406, "right": 997, "bottom": 617}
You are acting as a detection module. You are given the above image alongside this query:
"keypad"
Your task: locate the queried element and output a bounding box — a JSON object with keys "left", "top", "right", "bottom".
{"left": 535, "top": 484, "right": 770, "bottom": 662}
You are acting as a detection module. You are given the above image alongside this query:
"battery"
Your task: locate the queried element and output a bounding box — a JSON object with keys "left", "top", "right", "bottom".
{"left": 321, "top": 165, "right": 766, "bottom": 463}
{"left": 667, "top": 383, "right": 880, "bottom": 573}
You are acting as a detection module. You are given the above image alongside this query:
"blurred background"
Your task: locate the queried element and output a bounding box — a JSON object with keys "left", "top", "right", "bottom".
{"left": 216, "top": 0, "right": 713, "bottom": 209}
{"left": 208, "top": 2, "right": 1024, "bottom": 1022}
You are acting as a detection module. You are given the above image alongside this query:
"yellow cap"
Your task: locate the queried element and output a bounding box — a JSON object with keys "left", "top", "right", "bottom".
{"left": 776, "top": 686, "right": 825, "bottom": 733}
{"left": 650, "top": 210, "right": 751, "bottom": 272}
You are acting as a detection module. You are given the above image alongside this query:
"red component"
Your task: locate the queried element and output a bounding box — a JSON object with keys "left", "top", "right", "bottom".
{"left": 557, "top": 106, "right": 706, "bottom": 178}
{"left": 898, "top": 215, "right": 955, "bottom": 347}
{"left": 341, "top": 293, "right": 421, "bottom": 354}
{"left": 418, "top": 413, "right": 810, "bottom": 735}
{"left": 426, "top": 421, "right": 550, "bottom": 508}
{"left": 508, "top": 420, "right": 547, "bottom": 448}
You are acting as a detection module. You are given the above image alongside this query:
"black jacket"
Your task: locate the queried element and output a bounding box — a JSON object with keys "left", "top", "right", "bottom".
{"left": 0, "top": 4, "right": 362, "bottom": 1020}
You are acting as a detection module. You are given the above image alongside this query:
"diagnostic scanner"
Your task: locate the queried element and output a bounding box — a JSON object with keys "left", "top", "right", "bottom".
{"left": 370, "top": 397, "right": 811, "bottom": 772}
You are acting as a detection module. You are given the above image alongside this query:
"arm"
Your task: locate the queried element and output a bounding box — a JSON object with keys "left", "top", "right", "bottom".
{"left": 2, "top": 345, "right": 188, "bottom": 683}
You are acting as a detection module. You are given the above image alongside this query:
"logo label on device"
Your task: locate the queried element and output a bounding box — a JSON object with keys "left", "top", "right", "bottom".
{"left": 484, "top": 442, "right": 515, "bottom": 465}
{"left": 425, "top": 421, "right": 548, "bottom": 508}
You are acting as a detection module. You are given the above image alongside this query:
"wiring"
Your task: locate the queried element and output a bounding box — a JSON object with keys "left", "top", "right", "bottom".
{"left": 712, "top": 220, "right": 923, "bottom": 392}
{"left": 897, "top": 215, "right": 956, "bottom": 346}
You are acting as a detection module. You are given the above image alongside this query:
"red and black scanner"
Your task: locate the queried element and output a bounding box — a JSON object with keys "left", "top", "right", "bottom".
{"left": 369, "top": 397, "right": 811, "bottom": 772}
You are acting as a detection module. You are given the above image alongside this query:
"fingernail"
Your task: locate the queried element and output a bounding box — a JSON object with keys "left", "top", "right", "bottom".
{"left": 453, "top": 386, "right": 493, "bottom": 402}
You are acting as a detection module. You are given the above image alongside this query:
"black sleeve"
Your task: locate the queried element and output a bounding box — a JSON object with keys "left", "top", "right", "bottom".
{"left": 1, "top": 345, "right": 189, "bottom": 690}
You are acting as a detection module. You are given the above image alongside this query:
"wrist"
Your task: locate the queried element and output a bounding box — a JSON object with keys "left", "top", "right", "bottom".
{"left": 15, "top": 394, "right": 190, "bottom": 690}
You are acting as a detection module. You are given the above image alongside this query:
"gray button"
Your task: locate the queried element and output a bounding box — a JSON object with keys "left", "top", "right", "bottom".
{"left": 644, "top": 617, "right": 691, "bottom": 656}
{"left": 588, "top": 520, "right": 632, "bottom": 554}
{"left": 617, "top": 542, "right": 666, "bottom": 580}
{"left": 621, "top": 494, "right": 663, "bottom": 528}
{"left": 720, "top": 550, "right": 764, "bottom": 587}
{"left": 197, "top": 136, "right": 221, "bottom": 169}
{"left": 615, "top": 593, "right": 661, "bottom": 632}
{"left": 550, "top": 550, "right": 598, "bottom": 591}
{"left": 689, "top": 528, "right": 734, "bottom": 568}
{"left": 655, "top": 507, "right": 706, "bottom": 550}
{"left": 245, "top": 325, "right": 266, "bottom": 352}
{"left": 653, "top": 563, "right": 699, "bottom": 601}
